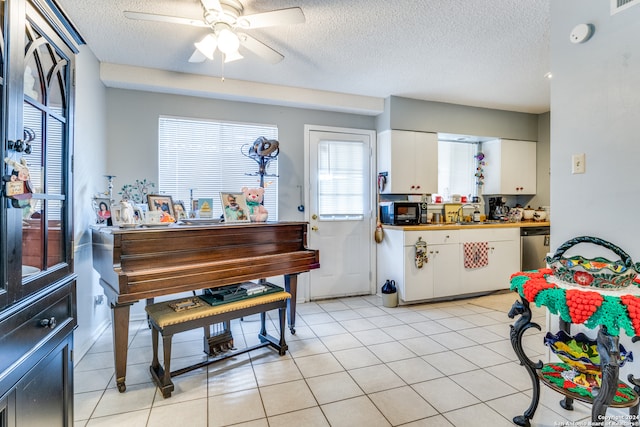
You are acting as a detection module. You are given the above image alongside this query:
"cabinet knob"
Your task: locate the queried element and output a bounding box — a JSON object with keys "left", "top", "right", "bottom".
{"left": 40, "top": 317, "right": 57, "bottom": 328}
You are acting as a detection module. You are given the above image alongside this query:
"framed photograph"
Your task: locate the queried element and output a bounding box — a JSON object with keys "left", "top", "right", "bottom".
{"left": 173, "top": 200, "right": 187, "bottom": 220}
{"left": 93, "top": 197, "right": 112, "bottom": 226}
{"left": 220, "top": 192, "right": 250, "bottom": 223}
{"left": 147, "top": 194, "right": 175, "bottom": 220}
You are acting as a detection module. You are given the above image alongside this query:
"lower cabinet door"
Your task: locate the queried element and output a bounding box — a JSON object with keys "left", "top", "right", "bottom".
{"left": 15, "top": 334, "right": 73, "bottom": 427}
{"left": 0, "top": 390, "right": 16, "bottom": 427}
{"left": 432, "top": 244, "right": 461, "bottom": 298}
{"left": 403, "top": 246, "right": 434, "bottom": 301}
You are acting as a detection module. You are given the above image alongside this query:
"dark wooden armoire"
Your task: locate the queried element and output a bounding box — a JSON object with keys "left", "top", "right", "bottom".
{"left": 0, "top": 1, "right": 82, "bottom": 425}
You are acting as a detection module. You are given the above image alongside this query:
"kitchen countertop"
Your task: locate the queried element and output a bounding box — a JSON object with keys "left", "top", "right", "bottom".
{"left": 384, "top": 221, "right": 550, "bottom": 231}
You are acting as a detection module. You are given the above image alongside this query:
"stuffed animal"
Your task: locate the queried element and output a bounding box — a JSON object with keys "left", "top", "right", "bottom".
{"left": 241, "top": 186, "right": 268, "bottom": 222}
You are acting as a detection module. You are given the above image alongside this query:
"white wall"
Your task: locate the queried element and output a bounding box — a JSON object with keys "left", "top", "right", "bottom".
{"left": 72, "top": 45, "right": 110, "bottom": 361}
{"left": 551, "top": 2, "right": 640, "bottom": 250}
{"left": 549, "top": 0, "right": 640, "bottom": 396}
{"left": 104, "top": 89, "right": 376, "bottom": 221}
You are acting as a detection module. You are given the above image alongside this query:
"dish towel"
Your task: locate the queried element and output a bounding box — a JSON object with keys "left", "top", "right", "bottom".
{"left": 463, "top": 242, "right": 489, "bottom": 269}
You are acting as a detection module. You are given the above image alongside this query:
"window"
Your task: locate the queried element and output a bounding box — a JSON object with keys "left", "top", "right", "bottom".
{"left": 317, "top": 139, "right": 366, "bottom": 220}
{"left": 158, "top": 116, "right": 278, "bottom": 219}
{"left": 437, "top": 138, "right": 479, "bottom": 201}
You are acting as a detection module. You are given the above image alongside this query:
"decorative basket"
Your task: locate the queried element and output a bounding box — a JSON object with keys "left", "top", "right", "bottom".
{"left": 545, "top": 236, "right": 639, "bottom": 289}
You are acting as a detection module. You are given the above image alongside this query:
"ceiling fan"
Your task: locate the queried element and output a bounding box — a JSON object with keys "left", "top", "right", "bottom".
{"left": 124, "top": 0, "right": 305, "bottom": 64}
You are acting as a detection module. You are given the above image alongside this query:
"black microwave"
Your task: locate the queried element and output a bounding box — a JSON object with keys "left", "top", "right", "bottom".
{"left": 380, "top": 202, "right": 420, "bottom": 225}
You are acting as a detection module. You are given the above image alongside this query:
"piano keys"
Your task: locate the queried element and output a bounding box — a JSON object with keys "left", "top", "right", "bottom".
{"left": 92, "top": 221, "right": 319, "bottom": 392}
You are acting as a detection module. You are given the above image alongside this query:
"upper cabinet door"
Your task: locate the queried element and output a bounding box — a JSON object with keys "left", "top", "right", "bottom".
{"left": 482, "top": 139, "right": 537, "bottom": 195}
{"left": 377, "top": 130, "right": 438, "bottom": 194}
{"left": 1, "top": 0, "right": 80, "bottom": 308}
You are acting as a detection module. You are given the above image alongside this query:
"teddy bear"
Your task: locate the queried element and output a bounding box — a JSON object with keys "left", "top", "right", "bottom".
{"left": 241, "top": 186, "right": 268, "bottom": 222}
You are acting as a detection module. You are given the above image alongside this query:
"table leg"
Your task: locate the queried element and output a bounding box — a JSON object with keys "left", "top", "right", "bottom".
{"left": 508, "top": 298, "right": 543, "bottom": 427}
{"left": 592, "top": 326, "right": 620, "bottom": 423}
{"left": 111, "top": 303, "right": 132, "bottom": 393}
{"left": 284, "top": 274, "right": 298, "bottom": 334}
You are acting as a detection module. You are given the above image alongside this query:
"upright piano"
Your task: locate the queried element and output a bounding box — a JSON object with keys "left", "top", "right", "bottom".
{"left": 92, "top": 221, "right": 319, "bottom": 392}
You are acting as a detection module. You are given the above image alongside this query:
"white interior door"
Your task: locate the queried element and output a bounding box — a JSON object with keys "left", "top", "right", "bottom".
{"left": 305, "top": 126, "right": 375, "bottom": 299}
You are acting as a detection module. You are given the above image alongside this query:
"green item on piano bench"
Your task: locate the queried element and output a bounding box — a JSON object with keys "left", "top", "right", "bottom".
{"left": 200, "top": 281, "right": 283, "bottom": 306}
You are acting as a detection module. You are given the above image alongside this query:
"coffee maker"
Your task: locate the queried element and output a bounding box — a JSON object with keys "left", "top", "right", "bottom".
{"left": 488, "top": 196, "right": 509, "bottom": 220}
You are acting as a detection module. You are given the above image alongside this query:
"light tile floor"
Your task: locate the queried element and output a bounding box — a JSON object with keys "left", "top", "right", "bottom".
{"left": 74, "top": 291, "right": 623, "bottom": 426}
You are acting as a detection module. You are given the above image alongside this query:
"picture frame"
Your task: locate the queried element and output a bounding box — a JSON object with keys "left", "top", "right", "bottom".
{"left": 110, "top": 203, "right": 124, "bottom": 226}
{"left": 93, "top": 197, "right": 112, "bottom": 226}
{"left": 197, "top": 198, "right": 213, "bottom": 218}
{"left": 220, "top": 192, "right": 250, "bottom": 223}
{"left": 173, "top": 200, "right": 187, "bottom": 220}
{"left": 147, "top": 194, "right": 175, "bottom": 220}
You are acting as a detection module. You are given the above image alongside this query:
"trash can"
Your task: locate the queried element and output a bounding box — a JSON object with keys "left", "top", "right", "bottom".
{"left": 381, "top": 280, "right": 398, "bottom": 308}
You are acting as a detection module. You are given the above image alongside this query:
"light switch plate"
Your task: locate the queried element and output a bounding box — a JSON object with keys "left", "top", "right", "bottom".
{"left": 572, "top": 153, "right": 585, "bottom": 174}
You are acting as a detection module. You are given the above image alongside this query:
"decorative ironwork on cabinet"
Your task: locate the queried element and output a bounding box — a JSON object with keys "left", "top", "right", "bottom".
{"left": 0, "top": 1, "right": 82, "bottom": 425}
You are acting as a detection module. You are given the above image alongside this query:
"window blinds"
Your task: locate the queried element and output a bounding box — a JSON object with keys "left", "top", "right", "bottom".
{"left": 158, "top": 116, "right": 278, "bottom": 219}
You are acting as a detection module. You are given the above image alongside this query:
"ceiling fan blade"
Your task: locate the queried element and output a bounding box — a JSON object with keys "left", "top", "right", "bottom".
{"left": 123, "top": 11, "right": 207, "bottom": 28}
{"left": 188, "top": 49, "right": 208, "bottom": 63}
{"left": 237, "top": 32, "right": 284, "bottom": 64}
{"left": 237, "top": 7, "right": 305, "bottom": 29}
{"left": 201, "top": 0, "right": 223, "bottom": 12}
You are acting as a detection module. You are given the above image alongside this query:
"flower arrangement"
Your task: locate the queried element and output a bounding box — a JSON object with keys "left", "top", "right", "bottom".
{"left": 119, "top": 179, "right": 155, "bottom": 203}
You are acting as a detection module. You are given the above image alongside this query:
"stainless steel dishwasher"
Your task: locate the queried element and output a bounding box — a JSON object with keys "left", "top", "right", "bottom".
{"left": 521, "top": 226, "right": 550, "bottom": 270}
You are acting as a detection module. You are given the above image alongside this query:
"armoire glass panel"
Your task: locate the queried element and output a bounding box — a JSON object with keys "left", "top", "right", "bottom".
{"left": 22, "top": 215, "right": 43, "bottom": 271}
{"left": 23, "top": 56, "right": 41, "bottom": 102}
{"left": 22, "top": 102, "right": 43, "bottom": 191}
{"left": 46, "top": 199, "right": 64, "bottom": 268}
{"left": 46, "top": 117, "right": 63, "bottom": 195}
{"left": 48, "top": 63, "right": 66, "bottom": 113}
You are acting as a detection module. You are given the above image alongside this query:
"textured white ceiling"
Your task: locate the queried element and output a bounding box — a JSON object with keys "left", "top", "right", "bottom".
{"left": 56, "top": 0, "right": 551, "bottom": 114}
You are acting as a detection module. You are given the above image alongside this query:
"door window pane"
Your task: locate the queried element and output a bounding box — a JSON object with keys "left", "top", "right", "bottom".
{"left": 317, "top": 140, "right": 365, "bottom": 220}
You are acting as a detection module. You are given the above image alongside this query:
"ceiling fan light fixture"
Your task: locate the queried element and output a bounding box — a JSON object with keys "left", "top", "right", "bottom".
{"left": 217, "top": 28, "right": 240, "bottom": 54}
{"left": 224, "top": 50, "right": 243, "bottom": 63}
{"left": 194, "top": 33, "right": 217, "bottom": 60}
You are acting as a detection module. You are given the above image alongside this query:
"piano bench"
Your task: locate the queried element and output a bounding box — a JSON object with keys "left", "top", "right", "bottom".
{"left": 145, "top": 291, "right": 291, "bottom": 398}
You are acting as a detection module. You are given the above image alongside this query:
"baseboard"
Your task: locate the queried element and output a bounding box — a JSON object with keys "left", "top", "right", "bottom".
{"left": 73, "top": 318, "right": 111, "bottom": 366}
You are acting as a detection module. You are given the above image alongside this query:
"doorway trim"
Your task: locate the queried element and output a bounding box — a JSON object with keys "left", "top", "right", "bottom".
{"left": 303, "top": 124, "right": 377, "bottom": 298}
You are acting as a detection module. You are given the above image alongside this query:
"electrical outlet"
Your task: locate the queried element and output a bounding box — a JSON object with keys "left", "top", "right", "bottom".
{"left": 572, "top": 153, "right": 585, "bottom": 174}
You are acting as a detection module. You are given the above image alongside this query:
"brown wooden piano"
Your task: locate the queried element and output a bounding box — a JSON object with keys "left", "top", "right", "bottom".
{"left": 91, "top": 221, "right": 319, "bottom": 392}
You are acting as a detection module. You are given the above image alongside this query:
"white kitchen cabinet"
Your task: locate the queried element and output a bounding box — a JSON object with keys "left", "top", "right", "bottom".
{"left": 402, "top": 245, "right": 435, "bottom": 301}
{"left": 459, "top": 228, "right": 520, "bottom": 293}
{"left": 377, "top": 229, "right": 459, "bottom": 303}
{"left": 377, "top": 130, "right": 438, "bottom": 194}
{"left": 377, "top": 227, "right": 519, "bottom": 304}
{"left": 377, "top": 229, "right": 433, "bottom": 302}
{"left": 430, "top": 242, "right": 463, "bottom": 298}
{"left": 482, "top": 139, "right": 537, "bottom": 195}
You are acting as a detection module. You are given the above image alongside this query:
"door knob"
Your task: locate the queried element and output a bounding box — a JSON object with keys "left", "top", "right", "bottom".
{"left": 312, "top": 214, "right": 318, "bottom": 220}
{"left": 311, "top": 226, "right": 318, "bottom": 231}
